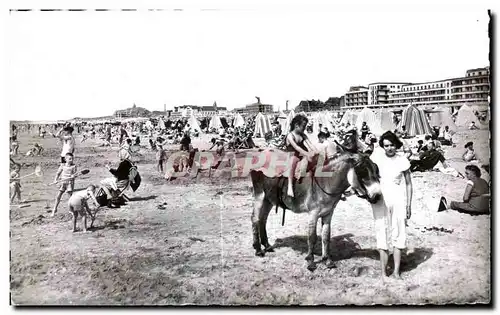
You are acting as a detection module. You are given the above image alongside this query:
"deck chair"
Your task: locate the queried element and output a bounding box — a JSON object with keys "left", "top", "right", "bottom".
{"left": 116, "top": 165, "right": 139, "bottom": 202}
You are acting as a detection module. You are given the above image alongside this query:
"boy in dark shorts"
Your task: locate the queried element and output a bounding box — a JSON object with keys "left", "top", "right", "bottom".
{"left": 52, "top": 153, "right": 77, "bottom": 216}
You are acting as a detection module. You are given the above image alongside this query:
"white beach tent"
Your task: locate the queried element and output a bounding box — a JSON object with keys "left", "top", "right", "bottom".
{"left": 187, "top": 114, "right": 203, "bottom": 133}
{"left": 209, "top": 115, "right": 223, "bottom": 130}
{"left": 253, "top": 112, "right": 272, "bottom": 138}
{"left": 455, "top": 104, "right": 480, "bottom": 128}
{"left": 429, "top": 107, "right": 457, "bottom": 132}
{"left": 233, "top": 113, "right": 246, "bottom": 128}
{"left": 340, "top": 110, "right": 358, "bottom": 126}
{"left": 355, "top": 107, "right": 384, "bottom": 136}
{"left": 376, "top": 108, "right": 396, "bottom": 133}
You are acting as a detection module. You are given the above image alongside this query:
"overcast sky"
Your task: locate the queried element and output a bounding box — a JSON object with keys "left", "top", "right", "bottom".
{"left": 6, "top": 9, "right": 489, "bottom": 120}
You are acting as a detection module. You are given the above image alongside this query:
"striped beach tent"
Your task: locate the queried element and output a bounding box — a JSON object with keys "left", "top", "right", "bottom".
{"left": 253, "top": 113, "right": 272, "bottom": 138}
{"left": 281, "top": 110, "right": 296, "bottom": 135}
{"left": 397, "top": 104, "right": 433, "bottom": 137}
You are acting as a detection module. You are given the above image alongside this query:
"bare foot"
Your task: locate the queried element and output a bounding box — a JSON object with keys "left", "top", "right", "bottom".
{"left": 380, "top": 275, "right": 391, "bottom": 284}
{"left": 391, "top": 273, "right": 403, "bottom": 280}
{"left": 51, "top": 212, "right": 57, "bottom": 217}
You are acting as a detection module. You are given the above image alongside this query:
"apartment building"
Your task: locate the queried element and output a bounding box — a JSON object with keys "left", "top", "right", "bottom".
{"left": 345, "top": 86, "right": 369, "bottom": 108}
{"left": 368, "top": 83, "right": 411, "bottom": 105}
{"left": 342, "top": 66, "right": 490, "bottom": 111}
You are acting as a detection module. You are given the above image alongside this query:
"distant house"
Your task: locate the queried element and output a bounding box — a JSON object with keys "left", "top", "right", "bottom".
{"left": 114, "top": 104, "right": 151, "bottom": 118}
{"left": 172, "top": 105, "right": 227, "bottom": 117}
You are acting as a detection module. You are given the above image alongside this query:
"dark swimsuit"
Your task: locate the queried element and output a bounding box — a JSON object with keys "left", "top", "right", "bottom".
{"left": 286, "top": 132, "right": 308, "bottom": 157}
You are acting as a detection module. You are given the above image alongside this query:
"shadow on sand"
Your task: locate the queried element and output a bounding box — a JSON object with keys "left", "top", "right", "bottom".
{"left": 127, "top": 195, "right": 157, "bottom": 202}
{"left": 273, "top": 233, "right": 433, "bottom": 273}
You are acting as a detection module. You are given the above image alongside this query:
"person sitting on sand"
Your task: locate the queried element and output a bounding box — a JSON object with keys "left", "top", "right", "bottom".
{"left": 462, "top": 141, "right": 477, "bottom": 162}
{"left": 438, "top": 164, "right": 490, "bottom": 215}
{"left": 468, "top": 121, "right": 479, "bottom": 130}
{"left": 100, "top": 149, "right": 134, "bottom": 207}
{"left": 409, "top": 141, "right": 450, "bottom": 172}
{"left": 439, "top": 126, "right": 454, "bottom": 146}
{"left": 416, "top": 140, "right": 425, "bottom": 153}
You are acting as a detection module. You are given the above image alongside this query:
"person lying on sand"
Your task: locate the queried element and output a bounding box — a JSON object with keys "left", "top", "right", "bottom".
{"left": 409, "top": 141, "right": 450, "bottom": 172}
{"left": 438, "top": 165, "right": 490, "bottom": 215}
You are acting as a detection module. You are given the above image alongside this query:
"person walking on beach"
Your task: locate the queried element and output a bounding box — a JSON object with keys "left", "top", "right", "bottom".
{"left": 370, "top": 131, "right": 413, "bottom": 281}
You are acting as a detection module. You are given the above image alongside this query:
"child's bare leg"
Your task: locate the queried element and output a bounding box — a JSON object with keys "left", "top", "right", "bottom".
{"left": 391, "top": 247, "right": 402, "bottom": 279}
{"left": 287, "top": 157, "right": 298, "bottom": 197}
{"left": 52, "top": 191, "right": 64, "bottom": 216}
{"left": 17, "top": 188, "right": 22, "bottom": 203}
{"left": 378, "top": 249, "right": 390, "bottom": 283}
{"left": 82, "top": 214, "right": 88, "bottom": 232}
{"left": 10, "top": 191, "right": 17, "bottom": 204}
{"left": 71, "top": 210, "right": 78, "bottom": 232}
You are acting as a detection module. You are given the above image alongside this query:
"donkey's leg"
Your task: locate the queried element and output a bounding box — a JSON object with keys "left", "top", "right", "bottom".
{"left": 305, "top": 211, "right": 319, "bottom": 262}
{"left": 251, "top": 190, "right": 266, "bottom": 257}
{"left": 320, "top": 211, "right": 336, "bottom": 268}
{"left": 258, "top": 198, "right": 274, "bottom": 253}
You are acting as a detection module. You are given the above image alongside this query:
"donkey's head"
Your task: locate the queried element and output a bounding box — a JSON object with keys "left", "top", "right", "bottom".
{"left": 347, "top": 153, "right": 382, "bottom": 204}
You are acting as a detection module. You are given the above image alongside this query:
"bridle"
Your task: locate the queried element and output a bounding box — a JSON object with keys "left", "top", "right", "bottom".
{"left": 312, "top": 155, "right": 373, "bottom": 200}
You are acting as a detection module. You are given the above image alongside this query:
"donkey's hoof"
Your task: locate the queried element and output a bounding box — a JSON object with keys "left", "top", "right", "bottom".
{"left": 325, "top": 259, "right": 337, "bottom": 269}
{"left": 307, "top": 262, "right": 317, "bottom": 272}
{"left": 305, "top": 254, "right": 314, "bottom": 262}
{"left": 255, "top": 250, "right": 265, "bottom": 257}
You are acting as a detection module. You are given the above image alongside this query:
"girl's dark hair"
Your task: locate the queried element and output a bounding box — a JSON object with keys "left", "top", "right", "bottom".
{"left": 290, "top": 115, "right": 308, "bottom": 132}
{"left": 464, "top": 141, "right": 473, "bottom": 148}
{"left": 317, "top": 131, "right": 328, "bottom": 139}
{"left": 378, "top": 131, "right": 403, "bottom": 149}
{"left": 465, "top": 164, "right": 481, "bottom": 177}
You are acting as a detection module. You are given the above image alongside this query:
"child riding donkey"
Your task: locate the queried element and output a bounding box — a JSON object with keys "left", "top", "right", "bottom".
{"left": 285, "top": 115, "right": 316, "bottom": 197}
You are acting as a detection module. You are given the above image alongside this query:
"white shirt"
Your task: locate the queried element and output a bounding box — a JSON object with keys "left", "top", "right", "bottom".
{"left": 370, "top": 148, "right": 410, "bottom": 186}
{"left": 61, "top": 136, "right": 75, "bottom": 157}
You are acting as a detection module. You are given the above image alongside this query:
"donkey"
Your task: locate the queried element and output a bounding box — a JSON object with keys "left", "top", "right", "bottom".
{"left": 250, "top": 145, "right": 381, "bottom": 270}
